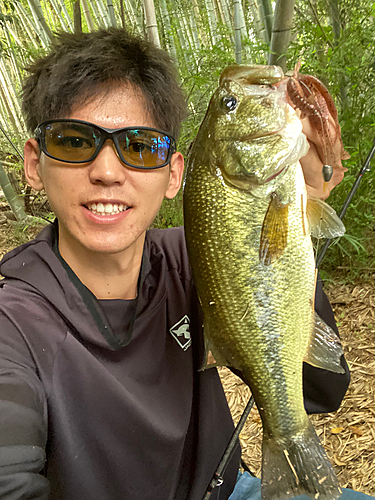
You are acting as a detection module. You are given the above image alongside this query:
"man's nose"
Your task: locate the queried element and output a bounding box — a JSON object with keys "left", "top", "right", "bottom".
{"left": 88, "top": 140, "right": 126, "bottom": 185}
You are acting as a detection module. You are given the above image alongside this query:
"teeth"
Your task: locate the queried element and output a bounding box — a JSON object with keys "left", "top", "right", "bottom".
{"left": 86, "top": 202, "right": 127, "bottom": 216}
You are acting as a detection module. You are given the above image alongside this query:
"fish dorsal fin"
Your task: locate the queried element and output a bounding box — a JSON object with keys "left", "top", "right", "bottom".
{"left": 306, "top": 197, "right": 345, "bottom": 239}
{"left": 303, "top": 311, "right": 345, "bottom": 374}
{"left": 260, "top": 193, "right": 289, "bottom": 266}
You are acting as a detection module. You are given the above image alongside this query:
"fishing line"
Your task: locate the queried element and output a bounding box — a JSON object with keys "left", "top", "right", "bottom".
{"left": 316, "top": 138, "right": 375, "bottom": 268}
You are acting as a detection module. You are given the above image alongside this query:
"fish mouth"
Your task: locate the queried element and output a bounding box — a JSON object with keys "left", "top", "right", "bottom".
{"left": 264, "top": 165, "right": 288, "bottom": 183}
{"left": 239, "top": 128, "right": 283, "bottom": 141}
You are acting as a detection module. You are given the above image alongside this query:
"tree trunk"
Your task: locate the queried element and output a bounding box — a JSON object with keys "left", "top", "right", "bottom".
{"left": 268, "top": 0, "right": 295, "bottom": 71}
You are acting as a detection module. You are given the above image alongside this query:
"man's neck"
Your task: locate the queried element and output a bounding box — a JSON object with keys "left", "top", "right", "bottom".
{"left": 58, "top": 234, "right": 145, "bottom": 300}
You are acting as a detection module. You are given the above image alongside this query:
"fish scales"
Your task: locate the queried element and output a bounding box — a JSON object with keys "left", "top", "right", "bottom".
{"left": 184, "top": 65, "right": 343, "bottom": 499}
{"left": 185, "top": 148, "right": 314, "bottom": 432}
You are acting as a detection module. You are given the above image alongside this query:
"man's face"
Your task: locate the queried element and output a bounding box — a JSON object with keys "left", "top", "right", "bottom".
{"left": 24, "top": 85, "right": 184, "bottom": 262}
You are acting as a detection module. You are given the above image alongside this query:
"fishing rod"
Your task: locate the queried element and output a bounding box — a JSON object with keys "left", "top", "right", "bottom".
{"left": 202, "top": 395, "right": 255, "bottom": 500}
{"left": 316, "top": 138, "right": 375, "bottom": 268}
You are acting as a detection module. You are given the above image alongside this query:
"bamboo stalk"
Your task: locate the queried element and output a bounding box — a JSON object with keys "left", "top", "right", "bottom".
{"left": 268, "top": 0, "right": 295, "bottom": 71}
{"left": 2, "top": 23, "right": 23, "bottom": 85}
{"left": 191, "top": 0, "right": 207, "bottom": 45}
{"left": 73, "top": 0, "right": 83, "bottom": 31}
{"left": 27, "top": 0, "right": 54, "bottom": 43}
{"left": 13, "top": 1, "right": 41, "bottom": 49}
{"left": 189, "top": 12, "right": 201, "bottom": 51}
{"left": 143, "top": 0, "right": 161, "bottom": 47}
{"left": 55, "top": 0, "right": 74, "bottom": 30}
{"left": 87, "top": 0, "right": 105, "bottom": 27}
{"left": 49, "top": 0, "right": 70, "bottom": 31}
{"left": 124, "top": 0, "right": 143, "bottom": 32}
{"left": 0, "top": 58, "right": 25, "bottom": 134}
{"left": 205, "top": 0, "right": 218, "bottom": 45}
{"left": 233, "top": 0, "right": 242, "bottom": 63}
{"left": 178, "top": 6, "right": 194, "bottom": 53}
{"left": 257, "top": 0, "right": 273, "bottom": 44}
{"left": 81, "top": 0, "right": 95, "bottom": 29}
{"left": 248, "top": 0, "right": 266, "bottom": 41}
{"left": 106, "top": 0, "right": 117, "bottom": 26}
{"left": 0, "top": 162, "right": 27, "bottom": 221}
{"left": 94, "top": 0, "right": 111, "bottom": 27}
{"left": 0, "top": 86, "right": 19, "bottom": 137}
{"left": 21, "top": 0, "right": 48, "bottom": 47}
{"left": 158, "top": 0, "right": 177, "bottom": 59}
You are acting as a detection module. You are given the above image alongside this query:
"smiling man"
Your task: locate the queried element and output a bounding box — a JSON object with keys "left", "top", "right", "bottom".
{"left": 0, "top": 28, "right": 356, "bottom": 500}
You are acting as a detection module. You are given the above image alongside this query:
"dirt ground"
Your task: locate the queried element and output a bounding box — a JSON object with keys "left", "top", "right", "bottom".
{"left": 0, "top": 220, "right": 374, "bottom": 496}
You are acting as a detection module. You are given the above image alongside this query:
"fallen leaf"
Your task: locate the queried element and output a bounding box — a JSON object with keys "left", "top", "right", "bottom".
{"left": 349, "top": 426, "right": 364, "bottom": 436}
{"left": 330, "top": 427, "right": 345, "bottom": 434}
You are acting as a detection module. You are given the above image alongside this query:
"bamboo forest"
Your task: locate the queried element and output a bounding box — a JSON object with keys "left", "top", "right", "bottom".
{"left": 0, "top": 0, "right": 374, "bottom": 495}
{"left": 0, "top": 0, "right": 375, "bottom": 271}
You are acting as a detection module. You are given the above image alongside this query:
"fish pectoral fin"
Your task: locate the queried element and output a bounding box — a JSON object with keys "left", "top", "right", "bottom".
{"left": 259, "top": 193, "right": 289, "bottom": 266}
{"left": 200, "top": 332, "right": 229, "bottom": 371}
{"left": 306, "top": 197, "right": 345, "bottom": 239}
{"left": 303, "top": 311, "right": 345, "bottom": 374}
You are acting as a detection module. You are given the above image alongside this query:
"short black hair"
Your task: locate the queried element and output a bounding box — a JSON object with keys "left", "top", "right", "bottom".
{"left": 22, "top": 28, "right": 187, "bottom": 140}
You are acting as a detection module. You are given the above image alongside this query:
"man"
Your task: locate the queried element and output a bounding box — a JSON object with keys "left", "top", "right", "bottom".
{"left": 0, "top": 28, "right": 364, "bottom": 499}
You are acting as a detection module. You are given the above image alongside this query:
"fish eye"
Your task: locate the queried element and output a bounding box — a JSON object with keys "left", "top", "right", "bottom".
{"left": 221, "top": 96, "right": 237, "bottom": 112}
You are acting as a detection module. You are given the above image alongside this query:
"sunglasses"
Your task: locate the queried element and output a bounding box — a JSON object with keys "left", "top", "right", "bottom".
{"left": 34, "top": 119, "right": 177, "bottom": 170}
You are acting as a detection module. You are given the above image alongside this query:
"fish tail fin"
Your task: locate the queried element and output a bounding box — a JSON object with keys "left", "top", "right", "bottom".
{"left": 261, "top": 420, "right": 342, "bottom": 500}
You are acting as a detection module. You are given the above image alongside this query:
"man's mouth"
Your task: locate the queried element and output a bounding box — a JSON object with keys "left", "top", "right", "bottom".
{"left": 84, "top": 202, "right": 129, "bottom": 216}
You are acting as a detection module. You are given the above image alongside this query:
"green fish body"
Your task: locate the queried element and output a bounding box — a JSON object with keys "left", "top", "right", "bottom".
{"left": 183, "top": 65, "right": 345, "bottom": 500}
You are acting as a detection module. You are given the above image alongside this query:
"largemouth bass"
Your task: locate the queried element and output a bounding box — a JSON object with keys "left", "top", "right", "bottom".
{"left": 183, "top": 65, "right": 346, "bottom": 500}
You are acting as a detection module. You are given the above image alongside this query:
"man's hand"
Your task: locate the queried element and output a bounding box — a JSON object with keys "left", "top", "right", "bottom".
{"left": 300, "top": 113, "right": 348, "bottom": 200}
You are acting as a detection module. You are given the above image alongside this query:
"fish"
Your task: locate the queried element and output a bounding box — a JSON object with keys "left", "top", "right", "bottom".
{"left": 183, "top": 65, "right": 346, "bottom": 500}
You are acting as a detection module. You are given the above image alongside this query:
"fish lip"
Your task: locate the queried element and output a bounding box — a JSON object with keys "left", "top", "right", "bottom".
{"left": 239, "top": 128, "right": 283, "bottom": 141}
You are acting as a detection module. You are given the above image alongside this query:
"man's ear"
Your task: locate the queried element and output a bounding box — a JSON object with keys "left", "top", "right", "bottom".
{"left": 165, "top": 151, "right": 184, "bottom": 200}
{"left": 24, "top": 138, "right": 44, "bottom": 191}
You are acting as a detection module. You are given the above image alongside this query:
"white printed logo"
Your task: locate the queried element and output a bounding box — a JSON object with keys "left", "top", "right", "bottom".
{"left": 170, "top": 315, "right": 191, "bottom": 351}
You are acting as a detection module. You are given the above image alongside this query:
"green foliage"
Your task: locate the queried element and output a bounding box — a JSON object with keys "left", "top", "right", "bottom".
{"left": 285, "top": 0, "right": 375, "bottom": 274}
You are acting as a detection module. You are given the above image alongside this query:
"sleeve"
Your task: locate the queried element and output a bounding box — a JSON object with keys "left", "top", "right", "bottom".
{"left": 303, "top": 275, "right": 350, "bottom": 414}
{"left": 0, "top": 311, "right": 50, "bottom": 499}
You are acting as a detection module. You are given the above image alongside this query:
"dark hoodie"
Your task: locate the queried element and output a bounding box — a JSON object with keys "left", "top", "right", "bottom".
{"left": 0, "top": 224, "right": 349, "bottom": 500}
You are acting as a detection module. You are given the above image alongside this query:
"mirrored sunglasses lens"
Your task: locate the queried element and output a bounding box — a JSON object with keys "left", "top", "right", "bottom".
{"left": 117, "top": 129, "right": 171, "bottom": 167}
{"left": 43, "top": 122, "right": 99, "bottom": 162}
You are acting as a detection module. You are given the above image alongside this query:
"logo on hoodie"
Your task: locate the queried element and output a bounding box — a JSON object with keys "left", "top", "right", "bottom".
{"left": 170, "top": 315, "right": 191, "bottom": 350}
